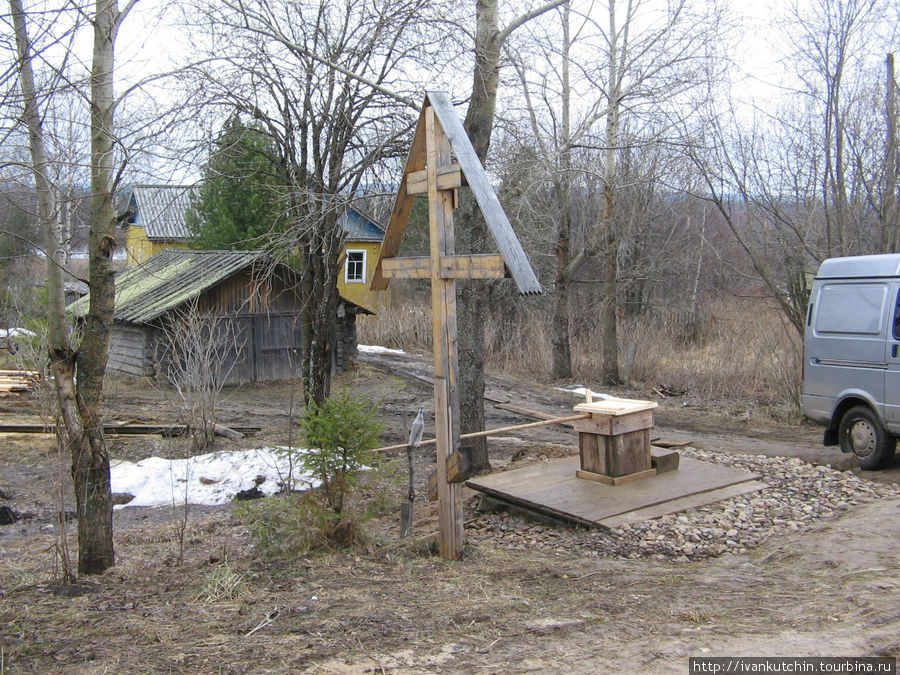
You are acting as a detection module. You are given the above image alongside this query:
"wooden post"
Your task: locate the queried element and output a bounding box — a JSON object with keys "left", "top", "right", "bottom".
{"left": 373, "top": 92, "right": 542, "bottom": 560}
{"left": 427, "top": 106, "right": 465, "bottom": 559}
{"left": 400, "top": 444, "right": 414, "bottom": 537}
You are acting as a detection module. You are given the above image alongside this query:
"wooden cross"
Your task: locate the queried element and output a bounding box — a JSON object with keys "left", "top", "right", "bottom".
{"left": 372, "top": 91, "right": 541, "bottom": 560}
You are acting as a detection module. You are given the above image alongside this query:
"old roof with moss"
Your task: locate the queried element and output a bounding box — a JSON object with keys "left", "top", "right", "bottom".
{"left": 68, "top": 249, "right": 265, "bottom": 324}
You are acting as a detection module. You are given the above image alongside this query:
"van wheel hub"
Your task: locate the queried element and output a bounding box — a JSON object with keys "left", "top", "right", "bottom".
{"left": 848, "top": 420, "right": 876, "bottom": 455}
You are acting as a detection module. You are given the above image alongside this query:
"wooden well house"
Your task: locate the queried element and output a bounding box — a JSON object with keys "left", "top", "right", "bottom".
{"left": 69, "top": 249, "right": 363, "bottom": 384}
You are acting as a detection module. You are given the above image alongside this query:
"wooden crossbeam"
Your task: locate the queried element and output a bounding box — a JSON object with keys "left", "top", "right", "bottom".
{"left": 406, "top": 164, "right": 464, "bottom": 194}
{"left": 382, "top": 254, "right": 506, "bottom": 280}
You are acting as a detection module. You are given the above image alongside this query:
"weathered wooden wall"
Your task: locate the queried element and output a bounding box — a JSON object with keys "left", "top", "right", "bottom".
{"left": 105, "top": 267, "right": 362, "bottom": 384}
{"left": 107, "top": 323, "right": 155, "bottom": 376}
{"left": 194, "top": 268, "right": 305, "bottom": 316}
{"left": 108, "top": 305, "right": 359, "bottom": 384}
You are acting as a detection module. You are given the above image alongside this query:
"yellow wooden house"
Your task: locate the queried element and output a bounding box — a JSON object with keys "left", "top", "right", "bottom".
{"left": 122, "top": 185, "right": 194, "bottom": 265}
{"left": 121, "top": 184, "right": 385, "bottom": 313}
{"left": 335, "top": 208, "right": 385, "bottom": 313}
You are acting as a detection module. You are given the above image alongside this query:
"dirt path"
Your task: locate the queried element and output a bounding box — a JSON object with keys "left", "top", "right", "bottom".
{"left": 312, "top": 498, "right": 900, "bottom": 673}
{"left": 359, "top": 348, "right": 900, "bottom": 482}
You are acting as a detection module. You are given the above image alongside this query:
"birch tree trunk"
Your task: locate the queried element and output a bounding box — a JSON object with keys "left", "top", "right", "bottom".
{"left": 70, "top": 0, "right": 124, "bottom": 575}
{"left": 599, "top": 0, "right": 621, "bottom": 385}
{"left": 10, "top": 0, "right": 130, "bottom": 575}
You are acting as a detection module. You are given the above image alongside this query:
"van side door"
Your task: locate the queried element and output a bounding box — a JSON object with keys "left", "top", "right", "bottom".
{"left": 805, "top": 281, "right": 888, "bottom": 417}
{"left": 884, "top": 283, "right": 900, "bottom": 427}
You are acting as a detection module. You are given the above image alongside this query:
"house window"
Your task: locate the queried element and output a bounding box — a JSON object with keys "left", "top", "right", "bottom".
{"left": 345, "top": 250, "right": 366, "bottom": 283}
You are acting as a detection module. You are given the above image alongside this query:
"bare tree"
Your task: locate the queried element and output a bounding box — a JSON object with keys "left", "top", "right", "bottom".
{"left": 185, "top": 0, "right": 439, "bottom": 408}
{"left": 456, "top": 0, "right": 565, "bottom": 473}
{"left": 500, "top": 0, "right": 725, "bottom": 383}
{"left": 788, "top": 0, "right": 887, "bottom": 258}
{"left": 10, "top": 0, "right": 136, "bottom": 575}
{"left": 159, "top": 300, "right": 246, "bottom": 453}
{"left": 686, "top": 0, "right": 898, "bottom": 335}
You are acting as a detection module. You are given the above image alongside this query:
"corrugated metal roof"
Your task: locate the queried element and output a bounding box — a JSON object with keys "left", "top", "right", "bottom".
{"left": 124, "top": 185, "right": 195, "bottom": 241}
{"left": 69, "top": 249, "right": 262, "bottom": 323}
{"left": 121, "top": 183, "right": 383, "bottom": 245}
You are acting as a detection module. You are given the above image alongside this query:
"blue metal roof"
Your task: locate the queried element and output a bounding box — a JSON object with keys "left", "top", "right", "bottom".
{"left": 339, "top": 208, "right": 385, "bottom": 242}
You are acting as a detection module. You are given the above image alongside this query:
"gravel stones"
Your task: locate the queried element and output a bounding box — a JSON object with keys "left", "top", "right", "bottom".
{"left": 465, "top": 448, "right": 900, "bottom": 561}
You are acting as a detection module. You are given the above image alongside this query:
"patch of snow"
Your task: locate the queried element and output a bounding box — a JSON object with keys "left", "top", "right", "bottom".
{"left": 110, "top": 447, "right": 320, "bottom": 508}
{"left": 0, "top": 327, "right": 36, "bottom": 338}
{"left": 358, "top": 344, "right": 406, "bottom": 355}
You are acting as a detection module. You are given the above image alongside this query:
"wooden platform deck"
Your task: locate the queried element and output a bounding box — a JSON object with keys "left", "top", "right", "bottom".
{"left": 466, "top": 455, "right": 765, "bottom": 529}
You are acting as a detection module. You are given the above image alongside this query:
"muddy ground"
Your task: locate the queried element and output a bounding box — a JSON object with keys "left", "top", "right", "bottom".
{"left": 1, "top": 349, "right": 899, "bottom": 673}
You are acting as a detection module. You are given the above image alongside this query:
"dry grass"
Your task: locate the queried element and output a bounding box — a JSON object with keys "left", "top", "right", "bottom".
{"left": 622, "top": 298, "right": 802, "bottom": 407}
{"left": 0, "top": 503, "right": 881, "bottom": 674}
{"left": 359, "top": 295, "right": 802, "bottom": 412}
{"left": 191, "top": 562, "right": 246, "bottom": 602}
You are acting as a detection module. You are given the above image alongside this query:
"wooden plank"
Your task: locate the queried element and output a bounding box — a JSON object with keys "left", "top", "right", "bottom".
{"left": 611, "top": 409, "right": 654, "bottom": 435}
{"left": 493, "top": 403, "right": 578, "bottom": 426}
{"left": 605, "top": 428, "right": 652, "bottom": 476}
{"left": 382, "top": 254, "right": 506, "bottom": 280}
{"left": 651, "top": 448, "right": 680, "bottom": 473}
{"left": 466, "top": 456, "right": 760, "bottom": 528}
{"left": 575, "top": 406, "right": 653, "bottom": 436}
{"left": 427, "top": 470, "right": 438, "bottom": 501}
{"left": 574, "top": 398, "right": 658, "bottom": 415}
{"left": 425, "top": 91, "right": 542, "bottom": 295}
{"left": 447, "top": 447, "right": 474, "bottom": 483}
{"left": 441, "top": 254, "right": 505, "bottom": 279}
{"left": 427, "top": 102, "right": 464, "bottom": 561}
{"left": 373, "top": 413, "right": 588, "bottom": 453}
{"left": 381, "top": 256, "right": 431, "bottom": 279}
{"left": 406, "top": 164, "right": 464, "bottom": 194}
{"left": 652, "top": 440, "right": 692, "bottom": 449}
{"left": 0, "top": 423, "right": 261, "bottom": 435}
{"left": 469, "top": 457, "right": 579, "bottom": 493}
{"left": 573, "top": 416, "right": 613, "bottom": 436}
{"left": 579, "top": 432, "right": 602, "bottom": 474}
{"left": 576, "top": 468, "right": 657, "bottom": 486}
{"left": 578, "top": 428, "right": 652, "bottom": 477}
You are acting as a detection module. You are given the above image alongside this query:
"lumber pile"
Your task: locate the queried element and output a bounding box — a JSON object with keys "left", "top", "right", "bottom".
{"left": 0, "top": 370, "right": 40, "bottom": 394}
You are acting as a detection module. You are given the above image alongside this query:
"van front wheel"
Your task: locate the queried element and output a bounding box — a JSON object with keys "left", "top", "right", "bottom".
{"left": 838, "top": 406, "right": 896, "bottom": 469}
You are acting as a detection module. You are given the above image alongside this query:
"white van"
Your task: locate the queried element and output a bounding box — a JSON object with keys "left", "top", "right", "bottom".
{"left": 802, "top": 253, "right": 900, "bottom": 469}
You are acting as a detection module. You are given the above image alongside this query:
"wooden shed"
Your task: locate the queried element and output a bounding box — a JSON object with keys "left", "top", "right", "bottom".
{"left": 69, "top": 249, "right": 363, "bottom": 384}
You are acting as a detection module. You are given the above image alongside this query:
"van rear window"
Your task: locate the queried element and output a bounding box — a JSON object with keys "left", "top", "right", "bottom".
{"left": 815, "top": 283, "right": 888, "bottom": 335}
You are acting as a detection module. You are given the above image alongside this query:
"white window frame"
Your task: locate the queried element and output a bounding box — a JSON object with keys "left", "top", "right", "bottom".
{"left": 345, "top": 249, "right": 367, "bottom": 284}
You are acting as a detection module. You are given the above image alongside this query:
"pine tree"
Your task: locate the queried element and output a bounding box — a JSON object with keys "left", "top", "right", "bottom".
{"left": 188, "top": 116, "right": 286, "bottom": 250}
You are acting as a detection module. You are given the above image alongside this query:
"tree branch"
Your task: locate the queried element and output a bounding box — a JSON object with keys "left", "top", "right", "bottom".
{"left": 498, "top": 0, "right": 567, "bottom": 46}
